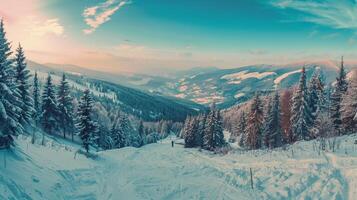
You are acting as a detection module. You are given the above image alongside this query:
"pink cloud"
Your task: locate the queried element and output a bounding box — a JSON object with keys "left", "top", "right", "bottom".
{"left": 83, "top": 0, "right": 130, "bottom": 34}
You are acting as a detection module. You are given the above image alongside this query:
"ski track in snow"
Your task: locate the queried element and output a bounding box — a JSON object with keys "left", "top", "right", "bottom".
{"left": 1, "top": 135, "right": 357, "bottom": 199}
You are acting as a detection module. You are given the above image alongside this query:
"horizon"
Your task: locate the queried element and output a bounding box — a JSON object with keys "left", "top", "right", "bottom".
{"left": 2, "top": 0, "right": 357, "bottom": 74}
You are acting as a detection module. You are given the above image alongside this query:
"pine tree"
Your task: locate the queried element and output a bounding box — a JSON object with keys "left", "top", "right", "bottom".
{"left": 308, "top": 68, "right": 326, "bottom": 127}
{"left": 41, "top": 74, "right": 58, "bottom": 135}
{"left": 213, "top": 110, "right": 225, "bottom": 148}
{"left": 196, "top": 113, "right": 207, "bottom": 147}
{"left": 0, "top": 20, "right": 23, "bottom": 144}
{"left": 184, "top": 117, "right": 197, "bottom": 148}
{"left": 120, "top": 114, "right": 141, "bottom": 147}
{"left": 262, "top": 96, "right": 273, "bottom": 148}
{"left": 77, "top": 89, "right": 98, "bottom": 152}
{"left": 32, "top": 71, "right": 41, "bottom": 126}
{"left": 280, "top": 89, "right": 293, "bottom": 143}
{"left": 237, "top": 112, "right": 247, "bottom": 147}
{"left": 245, "top": 93, "right": 264, "bottom": 149}
{"left": 203, "top": 104, "right": 217, "bottom": 150}
{"left": 265, "top": 91, "right": 283, "bottom": 148}
{"left": 138, "top": 120, "right": 144, "bottom": 146}
{"left": 57, "top": 73, "right": 74, "bottom": 139}
{"left": 290, "top": 67, "right": 312, "bottom": 141}
{"left": 341, "top": 70, "right": 357, "bottom": 133}
{"left": 14, "top": 44, "right": 33, "bottom": 126}
{"left": 331, "top": 57, "right": 348, "bottom": 134}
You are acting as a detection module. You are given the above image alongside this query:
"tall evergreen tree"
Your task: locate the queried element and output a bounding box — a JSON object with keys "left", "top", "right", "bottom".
{"left": 341, "top": 71, "right": 357, "bottom": 133}
{"left": 265, "top": 91, "right": 283, "bottom": 148}
{"left": 280, "top": 89, "right": 293, "bottom": 143}
{"left": 237, "top": 111, "right": 247, "bottom": 147}
{"left": 57, "top": 73, "right": 74, "bottom": 139}
{"left": 196, "top": 113, "right": 207, "bottom": 147}
{"left": 184, "top": 117, "right": 197, "bottom": 148}
{"left": 245, "top": 93, "right": 264, "bottom": 149}
{"left": 203, "top": 105, "right": 216, "bottom": 150}
{"left": 41, "top": 74, "right": 58, "bottom": 135}
{"left": 290, "top": 67, "right": 312, "bottom": 141}
{"left": 213, "top": 110, "right": 225, "bottom": 148}
{"left": 32, "top": 71, "right": 41, "bottom": 125}
{"left": 331, "top": 57, "right": 348, "bottom": 134}
{"left": 77, "top": 89, "right": 98, "bottom": 152}
{"left": 14, "top": 44, "right": 33, "bottom": 126}
{"left": 308, "top": 68, "right": 326, "bottom": 126}
{"left": 0, "top": 20, "right": 22, "bottom": 145}
{"left": 262, "top": 96, "right": 273, "bottom": 148}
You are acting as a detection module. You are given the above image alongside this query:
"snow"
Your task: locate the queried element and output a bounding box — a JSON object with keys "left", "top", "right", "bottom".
{"left": 274, "top": 69, "right": 302, "bottom": 87}
{"left": 234, "top": 93, "right": 245, "bottom": 99}
{"left": 30, "top": 70, "right": 118, "bottom": 102}
{"left": 2, "top": 134, "right": 357, "bottom": 200}
{"left": 222, "top": 71, "right": 276, "bottom": 85}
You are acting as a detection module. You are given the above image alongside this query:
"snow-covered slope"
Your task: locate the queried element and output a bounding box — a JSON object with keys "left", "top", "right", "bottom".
{"left": 2, "top": 134, "right": 357, "bottom": 199}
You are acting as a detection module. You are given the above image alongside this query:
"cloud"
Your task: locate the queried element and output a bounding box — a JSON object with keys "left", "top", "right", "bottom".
{"left": 271, "top": 0, "right": 357, "bottom": 30}
{"left": 83, "top": 0, "right": 130, "bottom": 34}
{"left": 28, "top": 18, "right": 64, "bottom": 37}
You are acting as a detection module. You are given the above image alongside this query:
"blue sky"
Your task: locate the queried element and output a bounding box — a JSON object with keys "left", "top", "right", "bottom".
{"left": 2, "top": 0, "right": 357, "bottom": 73}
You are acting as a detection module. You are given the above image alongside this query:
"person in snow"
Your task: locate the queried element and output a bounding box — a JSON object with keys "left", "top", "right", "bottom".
{"left": 171, "top": 140, "right": 174, "bottom": 147}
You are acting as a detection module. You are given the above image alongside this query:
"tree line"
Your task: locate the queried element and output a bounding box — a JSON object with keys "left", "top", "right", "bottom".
{"left": 0, "top": 20, "right": 179, "bottom": 152}
{"left": 233, "top": 61, "right": 357, "bottom": 150}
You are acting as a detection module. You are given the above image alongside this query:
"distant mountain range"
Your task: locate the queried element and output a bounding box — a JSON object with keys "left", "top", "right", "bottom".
{"left": 28, "top": 60, "right": 357, "bottom": 109}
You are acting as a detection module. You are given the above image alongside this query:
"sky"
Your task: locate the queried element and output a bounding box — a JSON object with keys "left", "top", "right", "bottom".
{"left": 1, "top": 0, "right": 357, "bottom": 74}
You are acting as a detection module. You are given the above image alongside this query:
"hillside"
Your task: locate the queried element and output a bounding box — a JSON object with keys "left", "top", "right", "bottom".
{"left": 28, "top": 63, "right": 204, "bottom": 122}
{"left": 2, "top": 133, "right": 357, "bottom": 200}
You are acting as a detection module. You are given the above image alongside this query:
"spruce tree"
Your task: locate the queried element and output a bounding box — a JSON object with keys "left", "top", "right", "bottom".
{"left": 341, "top": 71, "right": 357, "bottom": 133}
{"left": 213, "top": 110, "right": 225, "bottom": 148}
{"left": 57, "top": 73, "right": 74, "bottom": 139}
{"left": 262, "top": 96, "right": 273, "bottom": 148}
{"left": 196, "top": 113, "right": 207, "bottom": 147}
{"left": 237, "top": 112, "right": 247, "bottom": 147}
{"left": 33, "top": 71, "right": 41, "bottom": 126}
{"left": 14, "top": 44, "right": 33, "bottom": 126}
{"left": 203, "top": 104, "right": 216, "bottom": 150}
{"left": 245, "top": 93, "right": 264, "bottom": 149}
{"left": 184, "top": 117, "right": 196, "bottom": 148}
{"left": 308, "top": 68, "right": 325, "bottom": 126}
{"left": 41, "top": 74, "right": 58, "bottom": 135}
{"left": 266, "top": 91, "right": 283, "bottom": 148}
{"left": 331, "top": 57, "right": 348, "bottom": 134}
{"left": 77, "top": 89, "right": 98, "bottom": 152}
{"left": 0, "top": 19, "right": 23, "bottom": 143}
{"left": 290, "top": 67, "right": 312, "bottom": 141}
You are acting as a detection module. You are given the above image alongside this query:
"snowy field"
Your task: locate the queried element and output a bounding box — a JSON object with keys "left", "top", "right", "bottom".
{"left": 1, "top": 134, "right": 357, "bottom": 200}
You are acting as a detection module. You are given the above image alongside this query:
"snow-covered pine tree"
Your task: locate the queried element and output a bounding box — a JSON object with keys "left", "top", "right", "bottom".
{"left": 280, "top": 89, "right": 293, "bottom": 143}
{"left": 0, "top": 19, "right": 23, "bottom": 146}
{"left": 138, "top": 120, "right": 144, "bottom": 146}
{"left": 110, "top": 119, "right": 126, "bottom": 148}
{"left": 181, "top": 116, "right": 191, "bottom": 139}
{"left": 331, "top": 56, "right": 348, "bottom": 134}
{"left": 32, "top": 71, "right": 41, "bottom": 126}
{"left": 266, "top": 91, "right": 283, "bottom": 148}
{"left": 203, "top": 105, "right": 216, "bottom": 150}
{"left": 120, "top": 114, "right": 141, "bottom": 147}
{"left": 237, "top": 111, "right": 247, "bottom": 147}
{"left": 290, "top": 67, "right": 312, "bottom": 141}
{"left": 213, "top": 110, "right": 225, "bottom": 148}
{"left": 77, "top": 89, "right": 98, "bottom": 152}
{"left": 41, "top": 74, "right": 58, "bottom": 135}
{"left": 14, "top": 44, "right": 34, "bottom": 127}
{"left": 184, "top": 117, "right": 196, "bottom": 148}
{"left": 196, "top": 113, "right": 207, "bottom": 147}
{"left": 308, "top": 68, "right": 326, "bottom": 127}
{"left": 245, "top": 93, "right": 264, "bottom": 150}
{"left": 262, "top": 96, "right": 273, "bottom": 148}
{"left": 341, "top": 70, "right": 357, "bottom": 133}
{"left": 57, "top": 73, "right": 74, "bottom": 139}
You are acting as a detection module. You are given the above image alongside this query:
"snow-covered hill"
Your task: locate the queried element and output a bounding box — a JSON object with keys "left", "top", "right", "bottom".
{"left": 2, "top": 134, "right": 357, "bottom": 200}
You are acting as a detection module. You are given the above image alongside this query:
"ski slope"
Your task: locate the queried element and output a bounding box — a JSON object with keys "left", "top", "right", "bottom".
{"left": 1, "top": 134, "right": 357, "bottom": 200}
